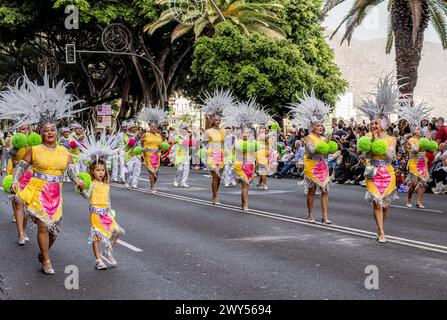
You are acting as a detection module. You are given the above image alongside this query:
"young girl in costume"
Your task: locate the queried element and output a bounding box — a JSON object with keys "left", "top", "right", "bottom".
{"left": 77, "top": 130, "right": 125, "bottom": 270}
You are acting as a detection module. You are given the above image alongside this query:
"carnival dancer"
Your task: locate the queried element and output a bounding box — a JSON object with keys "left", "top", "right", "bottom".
{"left": 357, "top": 74, "right": 400, "bottom": 243}
{"left": 0, "top": 124, "right": 33, "bottom": 241}
{"left": 67, "top": 123, "right": 87, "bottom": 173}
{"left": 398, "top": 101, "right": 436, "bottom": 208}
{"left": 222, "top": 126, "right": 236, "bottom": 187}
{"left": 123, "top": 120, "right": 143, "bottom": 189}
{"left": 76, "top": 130, "right": 125, "bottom": 270}
{"left": 288, "top": 90, "right": 338, "bottom": 225}
{"left": 58, "top": 127, "right": 71, "bottom": 149}
{"left": 223, "top": 99, "right": 262, "bottom": 210}
{"left": 0, "top": 83, "right": 42, "bottom": 241}
{"left": 8, "top": 72, "right": 86, "bottom": 274}
{"left": 201, "top": 89, "right": 236, "bottom": 204}
{"left": 111, "top": 121, "right": 127, "bottom": 183}
{"left": 138, "top": 104, "right": 167, "bottom": 193}
{"left": 173, "top": 123, "right": 196, "bottom": 188}
{"left": 255, "top": 110, "right": 277, "bottom": 190}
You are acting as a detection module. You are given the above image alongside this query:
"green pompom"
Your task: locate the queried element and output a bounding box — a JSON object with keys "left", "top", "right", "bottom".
{"left": 254, "top": 141, "right": 259, "bottom": 152}
{"left": 110, "top": 209, "right": 116, "bottom": 218}
{"left": 77, "top": 172, "right": 92, "bottom": 191}
{"left": 160, "top": 141, "right": 170, "bottom": 152}
{"left": 270, "top": 123, "right": 280, "bottom": 130}
{"left": 419, "top": 138, "right": 430, "bottom": 150}
{"left": 316, "top": 142, "right": 329, "bottom": 155}
{"left": 2, "top": 175, "right": 13, "bottom": 193}
{"left": 327, "top": 141, "right": 338, "bottom": 154}
{"left": 12, "top": 133, "right": 27, "bottom": 149}
{"left": 237, "top": 140, "right": 248, "bottom": 152}
{"left": 133, "top": 146, "right": 143, "bottom": 155}
{"left": 358, "top": 136, "right": 372, "bottom": 153}
{"left": 198, "top": 148, "right": 207, "bottom": 160}
{"left": 371, "top": 139, "right": 387, "bottom": 155}
{"left": 427, "top": 140, "right": 438, "bottom": 153}
{"left": 27, "top": 132, "right": 42, "bottom": 147}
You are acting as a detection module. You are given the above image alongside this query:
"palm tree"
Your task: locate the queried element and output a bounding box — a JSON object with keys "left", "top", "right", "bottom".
{"left": 324, "top": 0, "right": 447, "bottom": 99}
{"left": 144, "top": 0, "right": 286, "bottom": 42}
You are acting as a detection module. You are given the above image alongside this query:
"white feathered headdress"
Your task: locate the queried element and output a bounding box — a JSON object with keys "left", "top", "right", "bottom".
{"left": 357, "top": 73, "right": 402, "bottom": 128}
{"left": 76, "top": 127, "right": 121, "bottom": 164}
{"left": 138, "top": 103, "right": 167, "bottom": 127}
{"left": 223, "top": 98, "right": 263, "bottom": 129}
{"left": 0, "top": 71, "right": 86, "bottom": 129}
{"left": 398, "top": 100, "right": 432, "bottom": 133}
{"left": 287, "top": 90, "right": 330, "bottom": 130}
{"left": 201, "top": 88, "right": 236, "bottom": 118}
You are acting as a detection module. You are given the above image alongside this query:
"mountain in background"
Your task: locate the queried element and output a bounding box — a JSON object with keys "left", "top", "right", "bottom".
{"left": 326, "top": 31, "right": 447, "bottom": 117}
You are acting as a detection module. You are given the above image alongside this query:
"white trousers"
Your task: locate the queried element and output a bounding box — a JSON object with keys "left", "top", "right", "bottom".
{"left": 111, "top": 150, "right": 126, "bottom": 182}
{"left": 175, "top": 162, "right": 190, "bottom": 185}
{"left": 223, "top": 163, "right": 236, "bottom": 185}
{"left": 125, "top": 157, "right": 142, "bottom": 188}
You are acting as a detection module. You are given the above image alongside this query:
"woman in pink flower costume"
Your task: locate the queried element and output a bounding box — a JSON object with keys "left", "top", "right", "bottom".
{"left": 9, "top": 72, "right": 87, "bottom": 274}
{"left": 201, "top": 89, "right": 236, "bottom": 205}
{"left": 139, "top": 104, "right": 167, "bottom": 193}
{"left": 288, "top": 90, "right": 336, "bottom": 225}
{"left": 357, "top": 74, "right": 400, "bottom": 243}
{"left": 223, "top": 99, "right": 265, "bottom": 210}
{"left": 398, "top": 101, "right": 436, "bottom": 208}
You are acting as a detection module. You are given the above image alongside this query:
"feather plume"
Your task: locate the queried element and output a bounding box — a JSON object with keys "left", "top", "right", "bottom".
{"left": 200, "top": 88, "right": 236, "bottom": 117}
{"left": 76, "top": 126, "right": 121, "bottom": 164}
{"left": 0, "top": 71, "right": 86, "bottom": 129}
{"left": 357, "top": 73, "right": 403, "bottom": 121}
{"left": 138, "top": 103, "right": 167, "bottom": 127}
{"left": 287, "top": 90, "right": 330, "bottom": 130}
{"left": 223, "top": 98, "right": 263, "bottom": 129}
{"left": 397, "top": 100, "right": 432, "bottom": 132}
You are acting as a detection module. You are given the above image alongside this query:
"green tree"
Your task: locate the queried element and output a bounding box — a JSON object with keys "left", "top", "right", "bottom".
{"left": 189, "top": 22, "right": 346, "bottom": 117}
{"left": 324, "top": 0, "right": 447, "bottom": 98}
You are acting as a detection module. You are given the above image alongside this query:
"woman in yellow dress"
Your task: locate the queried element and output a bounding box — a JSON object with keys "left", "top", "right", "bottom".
{"left": 77, "top": 130, "right": 124, "bottom": 270}
{"left": 9, "top": 72, "right": 86, "bottom": 274}
{"left": 398, "top": 102, "right": 433, "bottom": 208}
{"left": 201, "top": 88, "right": 235, "bottom": 204}
{"left": 288, "top": 90, "right": 333, "bottom": 224}
{"left": 357, "top": 74, "right": 399, "bottom": 243}
{"left": 224, "top": 99, "right": 262, "bottom": 210}
{"left": 138, "top": 104, "right": 167, "bottom": 193}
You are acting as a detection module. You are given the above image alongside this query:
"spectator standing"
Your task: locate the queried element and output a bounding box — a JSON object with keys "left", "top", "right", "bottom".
{"left": 435, "top": 117, "right": 447, "bottom": 144}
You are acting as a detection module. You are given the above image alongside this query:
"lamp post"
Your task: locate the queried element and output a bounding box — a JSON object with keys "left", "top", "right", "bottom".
{"left": 209, "top": 0, "right": 226, "bottom": 22}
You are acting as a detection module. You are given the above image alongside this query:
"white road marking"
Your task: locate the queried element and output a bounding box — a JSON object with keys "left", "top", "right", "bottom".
{"left": 117, "top": 239, "right": 143, "bottom": 252}
{"left": 390, "top": 205, "right": 442, "bottom": 213}
{"left": 110, "top": 183, "right": 447, "bottom": 255}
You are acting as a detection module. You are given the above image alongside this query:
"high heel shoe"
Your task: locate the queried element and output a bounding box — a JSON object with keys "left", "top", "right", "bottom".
{"left": 306, "top": 215, "right": 316, "bottom": 224}
{"left": 376, "top": 234, "right": 387, "bottom": 243}
{"left": 42, "top": 260, "right": 55, "bottom": 275}
{"left": 321, "top": 218, "right": 332, "bottom": 225}
{"left": 416, "top": 204, "right": 425, "bottom": 209}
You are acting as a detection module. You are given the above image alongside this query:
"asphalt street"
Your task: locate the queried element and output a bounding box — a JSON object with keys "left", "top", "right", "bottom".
{"left": 1, "top": 167, "right": 446, "bottom": 300}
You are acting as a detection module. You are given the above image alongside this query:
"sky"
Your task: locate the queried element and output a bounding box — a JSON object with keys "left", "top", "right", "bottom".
{"left": 323, "top": 0, "right": 440, "bottom": 43}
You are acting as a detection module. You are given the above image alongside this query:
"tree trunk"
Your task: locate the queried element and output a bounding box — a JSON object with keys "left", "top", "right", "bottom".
{"left": 392, "top": 0, "right": 430, "bottom": 100}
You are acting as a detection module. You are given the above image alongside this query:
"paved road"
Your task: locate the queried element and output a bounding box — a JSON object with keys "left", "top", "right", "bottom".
{"left": 1, "top": 167, "right": 446, "bottom": 300}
